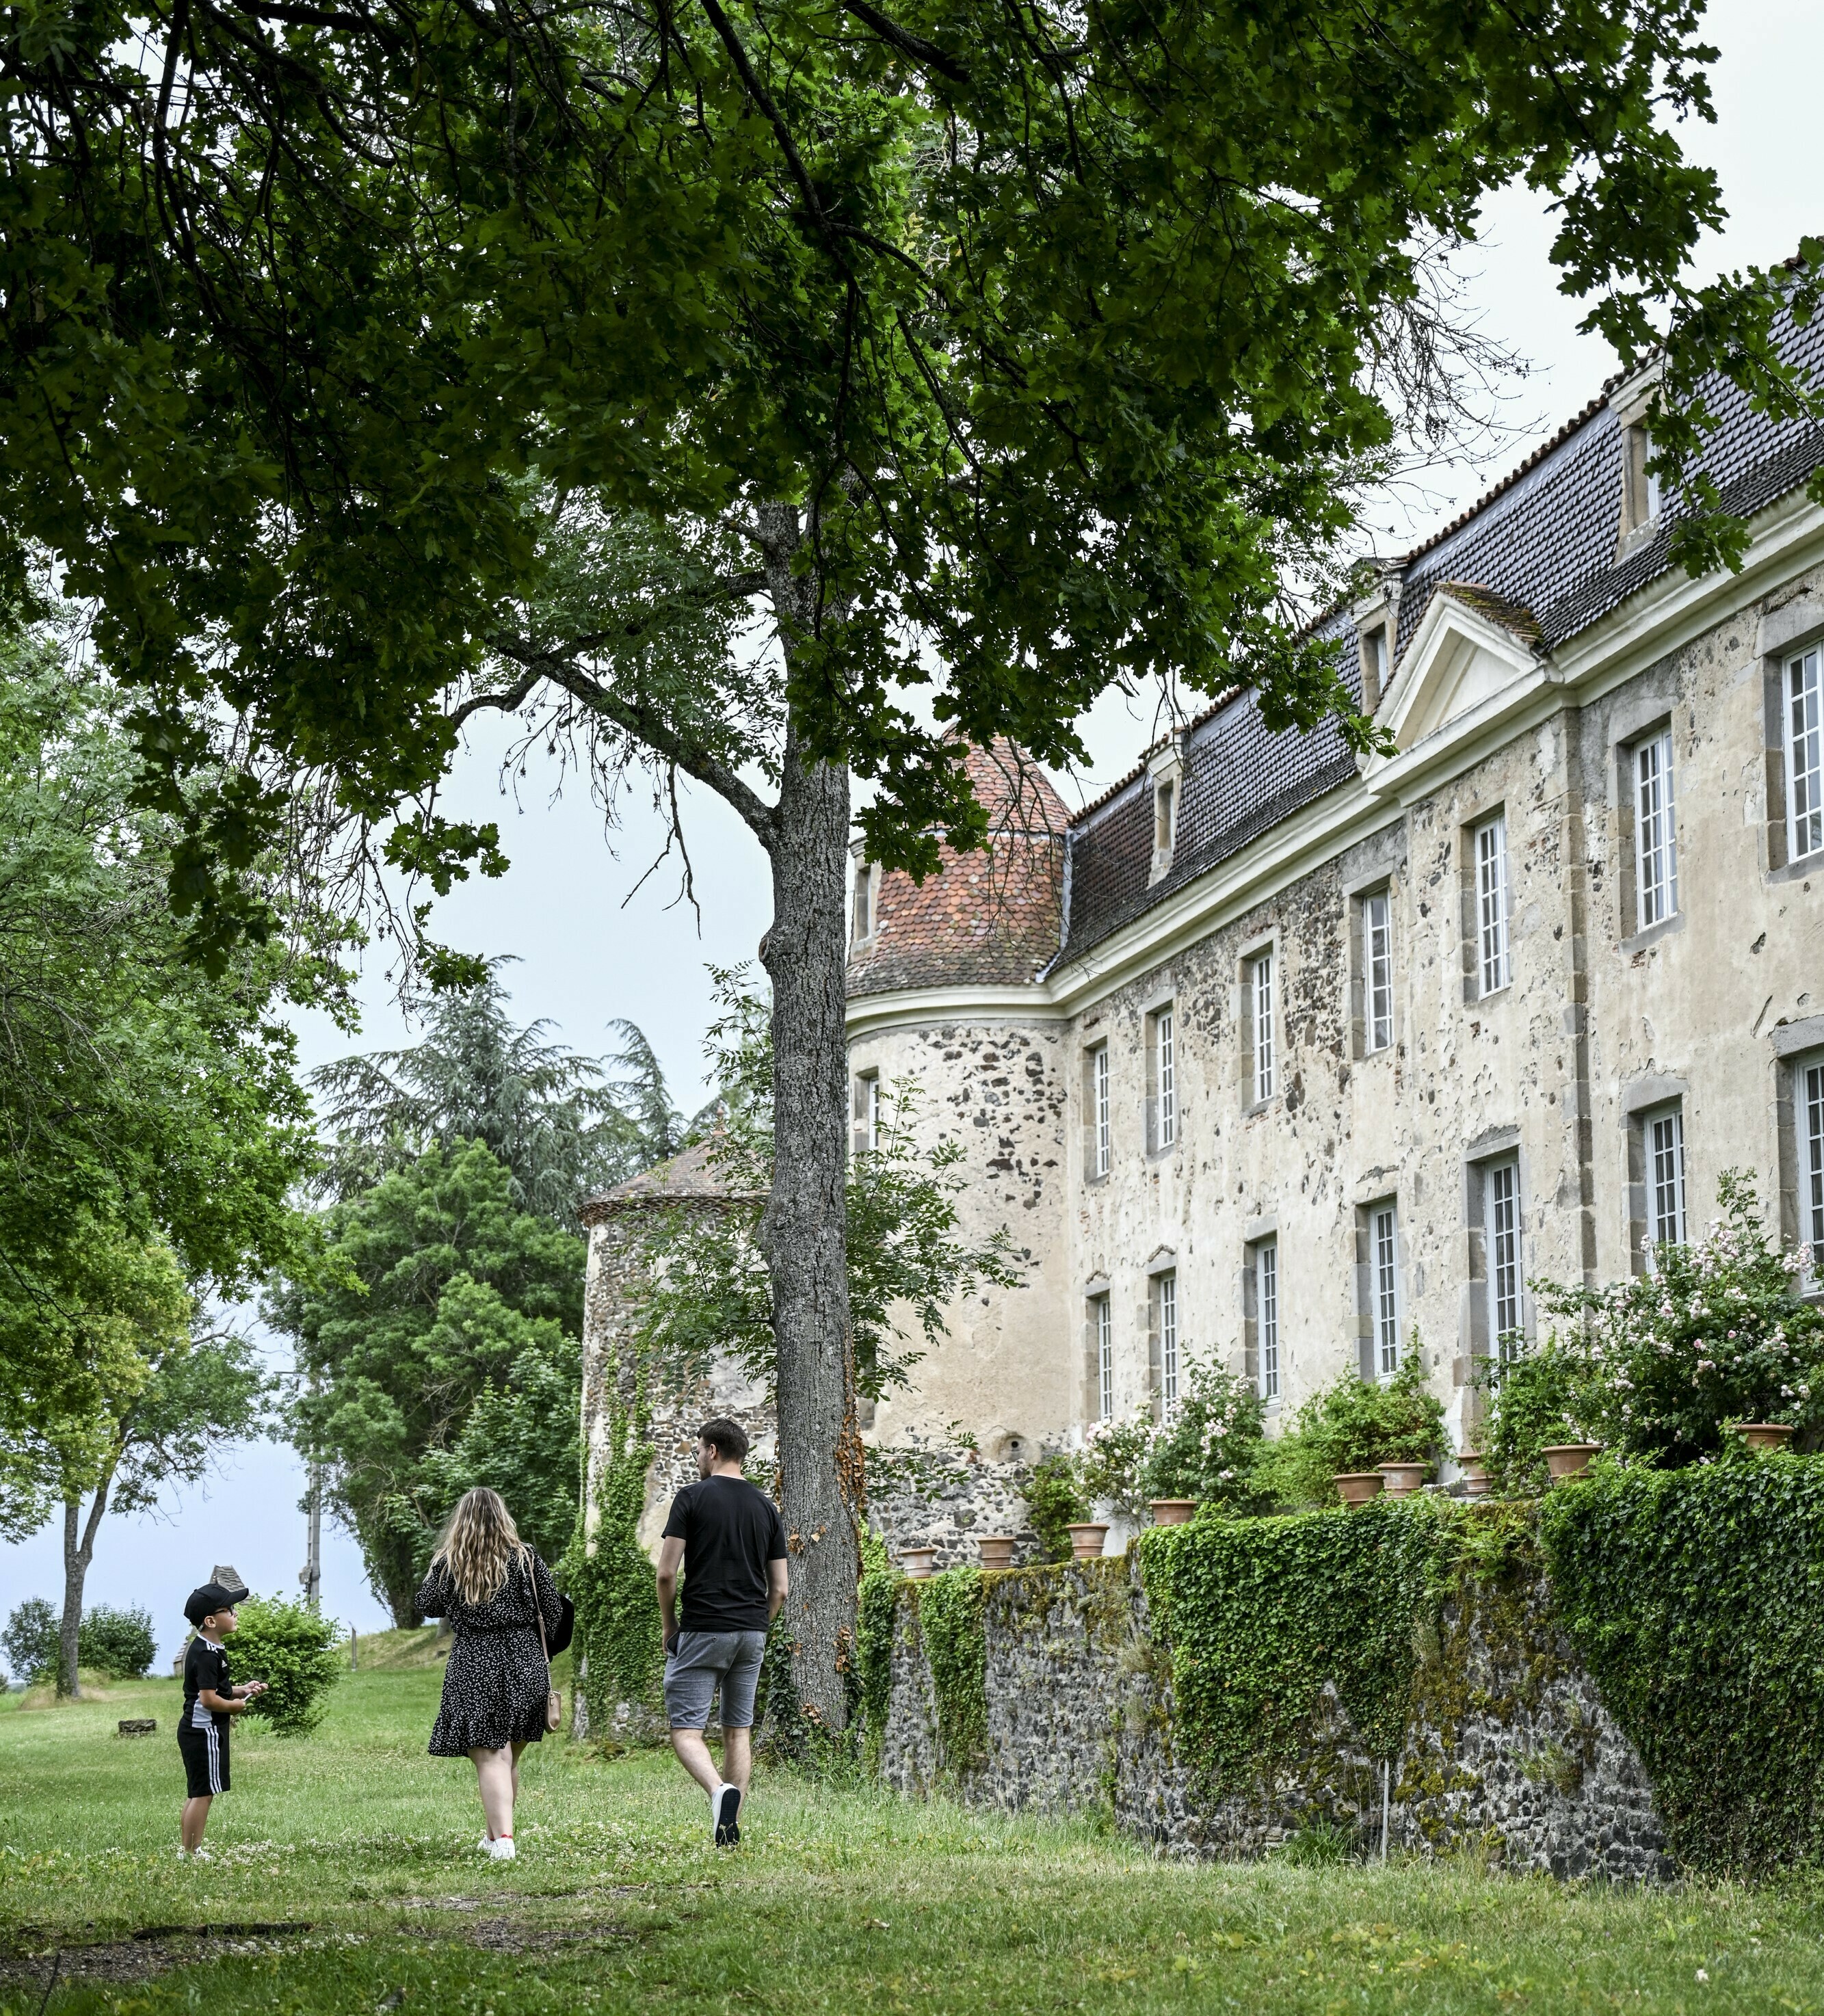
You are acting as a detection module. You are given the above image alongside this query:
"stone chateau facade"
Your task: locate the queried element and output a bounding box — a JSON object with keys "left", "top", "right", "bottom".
{"left": 582, "top": 330, "right": 1824, "bottom": 1551}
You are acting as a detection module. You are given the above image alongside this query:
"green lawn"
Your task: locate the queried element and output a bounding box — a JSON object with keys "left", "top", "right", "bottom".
{"left": 2, "top": 1670, "right": 1821, "bottom": 2013}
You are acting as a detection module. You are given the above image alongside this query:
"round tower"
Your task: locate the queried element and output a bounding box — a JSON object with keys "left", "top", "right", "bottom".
{"left": 845, "top": 741, "right": 1076, "bottom": 1463}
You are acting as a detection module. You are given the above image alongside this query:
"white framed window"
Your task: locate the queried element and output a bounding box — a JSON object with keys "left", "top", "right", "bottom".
{"left": 1155, "top": 1008, "right": 1176, "bottom": 1148}
{"left": 1634, "top": 728, "right": 1678, "bottom": 929}
{"left": 1801, "top": 1059, "right": 1824, "bottom": 1253}
{"left": 1648, "top": 1104, "right": 1688, "bottom": 1254}
{"left": 1249, "top": 951, "right": 1276, "bottom": 1104}
{"left": 1485, "top": 1158, "right": 1523, "bottom": 1360}
{"left": 1095, "top": 1295, "right": 1113, "bottom": 1422}
{"left": 1158, "top": 1273, "right": 1179, "bottom": 1414}
{"left": 1364, "top": 889, "right": 1393, "bottom": 1052}
{"left": 1475, "top": 813, "right": 1510, "bottom": 995}
{"left": 1154, "top": 778, "right": 1176, "bottom": 855}
{"left": 851, "top": 860, "right": 874, "bottom": 942}
{"left": 1256, "top": 1240, "right": 1280, "bottom": 1403}
{"left": 851, "top": 1072, "right": 880, "bottom": 1156}
{"left": 1791, "top": 646, "right": 1823, "bottom": 862}
{"left": 1372, "top": 1204, "right": 1401, "bottom": 1377}
{"left": 1367, "top": 625, "right": 1388, "bottom": 699}
{"left": 1089, "top": 1045, "right": 1111, "bottom": 1177}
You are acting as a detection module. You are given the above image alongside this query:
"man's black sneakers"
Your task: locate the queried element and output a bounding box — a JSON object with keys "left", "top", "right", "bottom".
{"left": 715, "top": 1785, "right": 741, "bottom": 1847}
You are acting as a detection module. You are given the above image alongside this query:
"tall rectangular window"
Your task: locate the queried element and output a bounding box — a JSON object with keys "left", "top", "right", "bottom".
{"left": 1090, "top": 1046, "right": 1111, "bottom": 1177}
{"left": 1648, "top": 1104, "right": 1688, "bottom": 1253}
{"left": 1257, "top": 1241, "right": 1280, "bottom": 1403}
{"left": 851, "top": 861, "right": 873, "bottom": 941}
{"left": 1156, "top": 1009, "right": 1176, "bottom": 1148}
{"left": 1372, "top": 1204, "right": 1400, "bottom": 1377}
{"left": 1475, "top": 813, "right": 1510, "bottom": 995}
{"left": 1250, "top": 951, "right": 1276, "bottom": 1103}
{"left": 1791, "top": 646, "right": 1824, "bottom": 862}
{"left": 1365, "top": 890, "right": 1393, "bottom": 1052}
{"left": 1806, "top": 1061, "right": 1824, "bottom": 1251}
{"left": 851, "top": 1072, "right": 880, "bottom": 1156}
{"left": 1158, "top": 1273, "right": 1179, "bottom": 1414}
{"left": 1095, "top": 1295, "right": 1113, "bottom": 1422}
{"left": 1635, "top": 728, "right": 1678, "bottom": 929}
{"left": 1486, "top": 1158, "right": 1522, "bottom": 1359}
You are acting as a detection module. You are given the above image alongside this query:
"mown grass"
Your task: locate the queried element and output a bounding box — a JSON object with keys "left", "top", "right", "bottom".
{"left": 3, "top": 1669, "right": 1822, "bottom": 2013}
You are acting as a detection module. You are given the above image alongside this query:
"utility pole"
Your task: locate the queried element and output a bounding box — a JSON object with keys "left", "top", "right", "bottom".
{"left": 299, "top": 1370, "right": 323, "bottom": 1610}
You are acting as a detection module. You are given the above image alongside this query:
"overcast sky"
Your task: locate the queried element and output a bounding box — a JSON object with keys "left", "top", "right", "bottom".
{"left": 5, "top": 0, "right": 1818, "bottom": 1667}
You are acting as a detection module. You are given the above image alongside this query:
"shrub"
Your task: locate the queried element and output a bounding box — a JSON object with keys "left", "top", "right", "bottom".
{"left": 1254, "top": 1351, "right": 1445, "bottom": 1508}
{"left": 2, "top": 1597, "right": 58, "bottom": 1684}
{"left": 1529, "top": 1171, "right": 1824, "bottom": 1467}
{"left": 918, "top": 1567, "right": 988, "bottom": 1777}
{"left": 1079, "top": 1409, "right": 1156, "bottom": 1518}
{"left": 1022, "top": 1452, "right": 1089, "bottom": 1562}
{"left": 1141, "top": 1360, "right": 1267, "bottom": 1511}
{"left": 228, "top": 1595, "right": 343, "bottom": 1735}
{"left": 1539, "top": 1455, "right": 1824, "bottom": 1874}
{"left": 1479, "top": 1339, "right": 1594, "bottom": 1494}
{"left": 78, "top": 1604, "right": 156, "bottom": 1680}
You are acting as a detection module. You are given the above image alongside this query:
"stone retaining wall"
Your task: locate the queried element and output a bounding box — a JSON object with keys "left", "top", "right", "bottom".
{"left": 880, "top": 1556, "right": 1671, "bottom": 1883}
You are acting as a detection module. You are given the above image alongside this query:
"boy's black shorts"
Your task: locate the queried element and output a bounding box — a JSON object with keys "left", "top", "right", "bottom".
{"left": 177, "top": 1719, "right": 230, "bottom": 1797}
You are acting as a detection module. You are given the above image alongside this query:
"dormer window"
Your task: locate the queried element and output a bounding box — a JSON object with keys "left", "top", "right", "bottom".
{"left": 1147, "top": 737, "right": 1183, "bottom": 885}
{"left": 851, "top": 858, "right": 874, "bottom": 943}
{"left": 1611, "top": 358, "right": 1666, "bottom": 554}
{"left": 1351, "top": 576, "right": 1401, "bottom": 712}
{"left": 1364, "top": 624, "right": 1389, "bottom": 708}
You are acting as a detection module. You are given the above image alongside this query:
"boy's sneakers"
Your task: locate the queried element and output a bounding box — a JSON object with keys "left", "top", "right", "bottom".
{"left": 485, "top": 1836, "right": 516, "bottom": 1861}
{"left": 713, "top": 1784, "right": 741, "bottom": 1848}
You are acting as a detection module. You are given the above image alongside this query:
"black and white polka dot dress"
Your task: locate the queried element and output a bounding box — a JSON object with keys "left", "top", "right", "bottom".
{"left": 417, "top": 1549, "right": 564, "bottom": 1755}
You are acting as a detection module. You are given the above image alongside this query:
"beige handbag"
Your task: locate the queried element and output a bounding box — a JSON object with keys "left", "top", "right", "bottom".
{"left": 527, "top": 1548, "right": 562, "bottom": 1734}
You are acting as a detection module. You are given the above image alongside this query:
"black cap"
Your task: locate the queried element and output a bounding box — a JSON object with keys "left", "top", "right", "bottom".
{"left": 185, "top": 1582, "right": 240, "bottom": 1626}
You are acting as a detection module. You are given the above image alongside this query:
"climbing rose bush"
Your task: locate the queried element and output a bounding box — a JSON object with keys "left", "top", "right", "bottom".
{"left": 1530, "top": 1171, "right": 1824, "bottom": 1466}
{"left": 1141, "top": 1360, "right": 1267, "bottom": 1511}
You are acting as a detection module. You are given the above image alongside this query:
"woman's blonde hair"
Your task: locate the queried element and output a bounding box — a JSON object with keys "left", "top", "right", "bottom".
{"left": 431, "top": 1487, "right": 523, "bottom": 1606}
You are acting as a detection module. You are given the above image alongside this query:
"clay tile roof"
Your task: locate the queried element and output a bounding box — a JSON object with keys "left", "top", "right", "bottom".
{"left": 579, "top": 1135, "right": 764, "bottom": 1225}
{"left": 847, "top": 737, "right": 1067, "bottom": 998}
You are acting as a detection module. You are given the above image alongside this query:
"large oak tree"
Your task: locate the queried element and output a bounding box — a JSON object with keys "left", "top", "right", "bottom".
{"left": 3, "top": 0, "right": 1818, "bottom": 1721}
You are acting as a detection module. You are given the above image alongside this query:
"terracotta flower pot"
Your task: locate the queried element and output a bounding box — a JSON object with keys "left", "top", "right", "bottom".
{"left": 1148, "top": 1499, "right": 1197, "bottom": 1526}
{"left": 1375, "top": 1461, "right": 1430, "bottom": 1498}
{"left": 1732, "top": 1422, "right": 1796, "bottom": 1451}
{"left": 1456, "top": 1453, "right": 1493, "bottom": 1499}
{"left": 1066, "top": 1521, "right": 1111, "bottom": 1561}
{"left": 977, "top": 1535, "right": 1018, "bottom": 1569}
{"left": 899, "top": 1546, "right": 938, "bottom": 1579}
{"left": 1542, "top": 1443, "right": 1601, "bottom": 1483}
{"left": 1333, "top": 1472, "right": 1384, "bottom": 1508}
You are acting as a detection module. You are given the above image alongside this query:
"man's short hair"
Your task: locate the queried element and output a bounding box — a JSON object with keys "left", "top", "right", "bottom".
{"left": 699, "top": 1417, "right": 750, "bottom": 1465}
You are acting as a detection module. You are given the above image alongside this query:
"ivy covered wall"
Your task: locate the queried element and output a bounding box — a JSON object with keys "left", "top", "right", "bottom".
{"left": 871, "top": 1463, "right": 1824, "bottom": 1882}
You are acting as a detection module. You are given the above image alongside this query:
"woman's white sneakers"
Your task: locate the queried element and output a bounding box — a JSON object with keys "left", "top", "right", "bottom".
{"left": 484, "top": 1835, "right": 516, "bottom": 1861}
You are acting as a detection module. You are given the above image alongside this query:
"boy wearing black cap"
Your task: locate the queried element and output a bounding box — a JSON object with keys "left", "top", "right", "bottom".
{"left": 178, "top": 1581, "right": 266, "bottom": 1857}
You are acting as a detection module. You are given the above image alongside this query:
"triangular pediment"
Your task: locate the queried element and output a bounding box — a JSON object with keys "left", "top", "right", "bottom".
{"left": 1376, "top": 586, "right": 1543, "bottom": 756}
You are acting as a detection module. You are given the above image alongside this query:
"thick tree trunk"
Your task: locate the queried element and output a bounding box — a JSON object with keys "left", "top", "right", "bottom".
{"left": 760, "top": 715, "right": 862, "bottom": 1733}
{"left": 58, "top": 1479, "right": 110, "bottom": 1699}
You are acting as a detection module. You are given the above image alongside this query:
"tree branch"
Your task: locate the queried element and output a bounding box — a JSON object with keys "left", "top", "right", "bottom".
{"left": 841, "top": 0, "right": 970, "bottom": 85}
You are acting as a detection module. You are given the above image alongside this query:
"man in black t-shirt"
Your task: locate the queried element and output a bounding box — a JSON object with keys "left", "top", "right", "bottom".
{"left": 656, "top": 1416, "right": 788, "bottom": 1846}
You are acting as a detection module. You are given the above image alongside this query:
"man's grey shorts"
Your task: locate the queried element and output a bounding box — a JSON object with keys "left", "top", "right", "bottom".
{"left": 663, "top": 1629, "right": 768, "bottom": 1730}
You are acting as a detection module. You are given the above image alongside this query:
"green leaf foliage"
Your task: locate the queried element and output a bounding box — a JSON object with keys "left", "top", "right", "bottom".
{"left": 915, "top": 1568, "right": 989, "bottom": 1780}
{"left": 1138, "top": 1500, "right": 1442, "bottom": 1792}
{"left": 229, "top": 1596, "right": 344, "bottom": 1738}
{"left": 77, "top": 1605, "right": 157, "bottom": 1681}
{"left": 1, "top": 0, "right": 1815, "bottom": 958}
{"left": 1254, "top": 1352, "right": 1446, "bottom": 1509}
{"left": 1539, "top": 1457, "right": 1824, "bottom": 1875}
{"left": 1521, "top": 1171, "right": 1824, "bottom": 1468}
{"left": 269, "top": 1140, "right": 585, "bottom": 1623}
{"left": 312, "top": 965, "right": 679, "bottom": 1233}
{"left": 564, "top": 1393, "right": 663, "bottom": 1741}
{"left": 1021, "top": 1455, "right": 1090, "bottom": 1565}
{"left": 1141, "top": 1362, "right": 1270, "bottom": 1511}
{"left": 857, "top": 1561, "right": 901, "bottom": 1742}
{"left": 2, "top": 1598, "right": 58, "bottom": 1684}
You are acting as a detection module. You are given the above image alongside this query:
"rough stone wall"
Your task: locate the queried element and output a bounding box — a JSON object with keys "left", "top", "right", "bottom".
{"left": 843, "top": 1019, "right": 1075, "bottom": 1455}
{"left": 880, "top": 1556, "right": 1671, "bottom": 1882}
{"left": 864, "top": 1435, "right": 1045, "bottom": 1569}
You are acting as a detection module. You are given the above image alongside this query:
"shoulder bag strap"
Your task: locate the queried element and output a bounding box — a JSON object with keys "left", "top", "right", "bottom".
{"left": 525, "top": 1546, "right": 551, "bottom": 1668}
